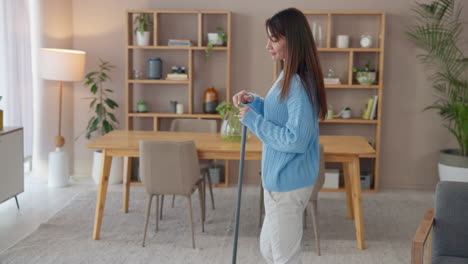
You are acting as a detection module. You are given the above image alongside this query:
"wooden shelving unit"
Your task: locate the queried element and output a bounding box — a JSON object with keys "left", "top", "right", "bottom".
{"left": 273, "top": 11, "right": 385, "bottom": 192}
{"left": 125, "top": 9, "right": 232, "bottom": 187}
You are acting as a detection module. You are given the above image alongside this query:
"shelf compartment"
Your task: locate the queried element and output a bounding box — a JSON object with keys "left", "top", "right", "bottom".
{"left": 157, "top": 13, "right": 199, "bottom": 46}
{"left": 305, "top": 13, "right": 329, "bottom": 48}
{"left": 330, "top": 14, "right": 383, "bottom": 49}
{"left": 201, "top": 13, "right": 229, "bottom": 47}
{"left": 352, "top": 52, "right": 381, "bottom": 86}
{"left": 128, "top": 49, "right": 190, "bottom": 81}
{"left": 127, "top": 11, "right": 156, "bottom": 47}
{"left": 319, "top": 52, "right": 350, "bottom": 85}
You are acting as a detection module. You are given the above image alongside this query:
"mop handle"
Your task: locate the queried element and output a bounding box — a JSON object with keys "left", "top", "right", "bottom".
{"left": 232, "top": 125, "right": 248, "bottom": 264}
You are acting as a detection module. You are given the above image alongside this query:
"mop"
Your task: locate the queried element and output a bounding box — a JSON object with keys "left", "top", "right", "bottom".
{"left": 231, "top": 125, "right": 248, "bottom": 264}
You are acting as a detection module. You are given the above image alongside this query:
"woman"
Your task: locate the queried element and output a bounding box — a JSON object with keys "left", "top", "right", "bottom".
{"left": 233, "top": 7, "right": 327, "bottom": 264}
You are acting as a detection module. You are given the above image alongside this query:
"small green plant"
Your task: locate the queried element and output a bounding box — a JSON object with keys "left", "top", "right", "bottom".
{"left": 133, "top": 13, "right": 153, "bottom": 35}
{"left": 352, "top": 60, "right": 374, "bottom": 73}
{"left": 215, "top": 101, "right": 239, "bottom": 119}
{"left": 82, "top": 59, "right": 118, "bottom": 140}
{"left": 205, "top": 26, "right": 227, "bottom": 62}
{"left": 216, "top": 101, "right": 244, "bottom": 142}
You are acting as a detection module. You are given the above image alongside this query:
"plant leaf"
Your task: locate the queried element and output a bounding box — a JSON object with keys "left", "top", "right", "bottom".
{"left": 105, "top": 98, "right": 118, "bottom": 109}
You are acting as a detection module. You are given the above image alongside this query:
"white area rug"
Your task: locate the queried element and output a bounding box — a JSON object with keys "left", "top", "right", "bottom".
{"left": 0, "top": 186, "right": 433, "bottom": 264}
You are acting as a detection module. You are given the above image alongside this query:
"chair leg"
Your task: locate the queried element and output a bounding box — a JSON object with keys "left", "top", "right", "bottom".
{"left": 259, "top": 184, "right": 264, "bottom": 228}
{"left": 198, "top": 182, "right": 205, "bottom": 232}
{"left": 303, "top": 207, "right": 307, "bottom": 229}
{"left": 15, "top": 196, "right": 20, "bottom": 210}
{"left": 160, "top": 195, "right": 164, "bottom": 220}
{"left": 172, "top": 195, "right": 176, "bottom": 208}
{"left": 187, "top": 196, "right": 195, "bottom": 249}
{"left": 309, "top": 199, "right": 321, "bottom": 256}
{"left": 155, "top": 195, "right": 159, "bottom": 232}
{"left": 142, "top": 195, "right": 153, "bottom": 247}
{"left": 205, "top": 171, "right": 215, "bottom": 210}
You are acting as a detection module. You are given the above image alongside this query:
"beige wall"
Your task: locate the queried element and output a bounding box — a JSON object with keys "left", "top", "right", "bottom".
{"left": 68, "top": 0, "right": 466, "bottom": 189}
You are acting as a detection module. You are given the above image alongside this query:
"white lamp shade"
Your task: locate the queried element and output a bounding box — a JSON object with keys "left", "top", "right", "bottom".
{"left": 40, "top": 48, "right": 86, "bottom": 82}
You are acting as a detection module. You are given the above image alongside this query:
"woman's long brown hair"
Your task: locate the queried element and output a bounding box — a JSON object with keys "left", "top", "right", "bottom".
{"left": 266, "top": 8, "right": 327, "bottom": 120}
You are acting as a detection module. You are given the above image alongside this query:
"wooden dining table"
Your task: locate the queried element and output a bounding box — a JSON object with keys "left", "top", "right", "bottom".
{"left": 87, "top": 130, "right": 375, "bottom": 250}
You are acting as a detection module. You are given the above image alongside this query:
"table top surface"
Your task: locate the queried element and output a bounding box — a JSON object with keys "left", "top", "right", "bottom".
{"left": 0, "top": 127, "right": 23, "bottom": 136}
{"left": 87, "top": 130, "right": 375, "bottom": 156}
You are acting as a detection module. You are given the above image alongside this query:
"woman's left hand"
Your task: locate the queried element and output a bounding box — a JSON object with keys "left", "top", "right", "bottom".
{"left": 238, "top": 106, "right": 250, "bottom": 121}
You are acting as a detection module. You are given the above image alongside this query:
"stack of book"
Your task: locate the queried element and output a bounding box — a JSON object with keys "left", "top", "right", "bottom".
{"left": 324, "top": 78, "right": 341, "bottom": 85}
{"left": 166, "top": 73, "right": 188, "bottom": 81}
{"left": 361, "top": 95, "right": 379, "bottom": 120}
{"left": 168, "top": 39, "right": 192, "bottom": 47}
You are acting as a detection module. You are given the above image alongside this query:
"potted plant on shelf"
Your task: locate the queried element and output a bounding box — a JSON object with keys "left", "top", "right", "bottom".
{"left": 137, "top": 99, "right": 148, "bottom": 113}
{"left": 81, "top": 59, "right": 122, "bottom": 184}
{"left": 205, "top": 26, "right": 227, "bottom": 62}
{"left": 352, "top": 60, "right": 377, "bottom": 85}
{"left": 134, "top": 13, "right": 153, "bottom": 46}
{"left": 215, "top": 101, "right": 246, "bottom": 142}
{"left": 407, "top": 0, "right": 468, "bottom": 181}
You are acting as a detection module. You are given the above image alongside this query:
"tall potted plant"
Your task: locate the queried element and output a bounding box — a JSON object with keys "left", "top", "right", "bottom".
{"left": 134, "top": 13, "right": 153, "bottom": 46}
{"left": 407, "top": 0, "right": 468, "bottom": 181}
{"left": 82, "top": 59, "right": 122, "bottom": 184}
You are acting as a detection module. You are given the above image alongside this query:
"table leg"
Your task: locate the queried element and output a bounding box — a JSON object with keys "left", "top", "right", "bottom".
{"left": 350, "top": 156, "right": 365, "bottom": 250}
{"left": 123, "top": 157, "right": 132, "bottom": 213}
{"left": 93, "top": 150, "right": 112, "bottom": 240}
{"left": 343, "top": 162, "right": 354, "bottom": 219}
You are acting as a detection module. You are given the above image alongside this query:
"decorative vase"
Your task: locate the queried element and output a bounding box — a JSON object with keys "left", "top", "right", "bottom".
{"left": 147, "top": 58, "right": 162, "bottom": 80}
{"left": 135, "top": 31, "right": 150, "bottom": 46}
{"left": 207, "top": 33, "right": 223, "bottom": 46}
{"left": 203, "top": 86, "right": 218, "bottom": 114}
{"left": 356, "top": 71, "right": 376, "bottom": 85}
{"left": 220, "top": 111, "right": 249, "bottom": 142}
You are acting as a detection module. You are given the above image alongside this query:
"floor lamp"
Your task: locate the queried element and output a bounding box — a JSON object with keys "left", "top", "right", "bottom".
{"left": 40, "top": 48, "right": 86, "bottom": 187}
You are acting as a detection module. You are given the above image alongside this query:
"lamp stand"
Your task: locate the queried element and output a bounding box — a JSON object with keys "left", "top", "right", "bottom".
{"left": 48, "top": 80, "right": 69, "bottom": 188}
{"left": 55, "top": 80, "right": 65, "bottom": 148}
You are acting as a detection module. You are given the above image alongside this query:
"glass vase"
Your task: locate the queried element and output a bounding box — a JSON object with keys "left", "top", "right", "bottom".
{"left": 220, "top": 111, "right": 249, "bottom": 142}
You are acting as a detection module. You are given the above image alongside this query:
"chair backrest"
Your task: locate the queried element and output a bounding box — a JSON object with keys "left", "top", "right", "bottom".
{"left": 432, "top": 181, "right": 468, "bottom": 259}
{"left": 170, "top": 119, "right": 217, "bottom": 133}
{"left": 311, "top": 144, "right": 325, "bottom": 200}
{"left": 139, "top": 140, "right": 200, "bottom": 196}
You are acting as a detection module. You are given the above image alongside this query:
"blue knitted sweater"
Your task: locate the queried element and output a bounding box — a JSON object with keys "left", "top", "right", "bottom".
{"left": 242, "top": 71, "right": 319, "bottom": 192}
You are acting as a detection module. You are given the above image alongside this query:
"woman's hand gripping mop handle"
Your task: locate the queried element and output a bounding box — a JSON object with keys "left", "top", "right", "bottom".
{"left": 232, "top": 125, "right": 247, "bottom": 264}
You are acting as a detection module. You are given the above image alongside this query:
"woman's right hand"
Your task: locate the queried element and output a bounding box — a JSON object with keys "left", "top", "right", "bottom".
{"left": 232, "top": 90, "right": 254, "bottom": 107}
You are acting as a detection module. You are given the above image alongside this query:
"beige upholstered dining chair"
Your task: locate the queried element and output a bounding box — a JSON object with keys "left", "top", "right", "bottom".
{"left": 258, "top": 144, "right": 325, "bottom": 256}
{"left": 140, "top": 140, "right": 205, "bottom": 249}
{"left": 306, "top": 144, "right": 326, "bottom": 256}
{"left": 165, "top": 119, "right": 217, "bottom": 213}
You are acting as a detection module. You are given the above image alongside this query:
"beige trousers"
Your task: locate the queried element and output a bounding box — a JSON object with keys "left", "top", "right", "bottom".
{"left": 260, "top": 185, "right": 314, "bottom": 264}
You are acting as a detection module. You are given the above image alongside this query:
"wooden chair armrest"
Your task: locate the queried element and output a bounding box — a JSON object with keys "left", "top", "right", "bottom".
{"left": 412, "top": 208, "right": 434, "bottom": 264}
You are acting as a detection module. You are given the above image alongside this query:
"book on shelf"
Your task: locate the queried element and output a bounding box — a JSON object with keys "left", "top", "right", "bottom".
{"left": 324, "top": 78, "right": 341, "bottom": 85}
{"left": 361, "top": 97, "right": 374, "bottom": 120}
{"left": 168, "top": 39, "right": 192, "bottom": 46}
{"left": 166, "top": 73, "right": 188, "bottom": 80}
{"left": 369, "top": 95, "right": 378, "bottom": 120}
